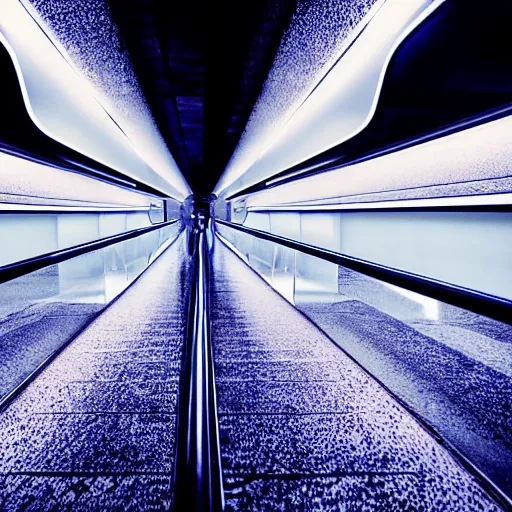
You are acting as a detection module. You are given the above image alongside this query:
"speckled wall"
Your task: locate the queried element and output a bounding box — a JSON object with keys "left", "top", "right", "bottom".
{"left": 20, "top": 0, "right": 176, "bottom": 174}
{"left": 228, "top": 0, "right": 383, "bottom": 168}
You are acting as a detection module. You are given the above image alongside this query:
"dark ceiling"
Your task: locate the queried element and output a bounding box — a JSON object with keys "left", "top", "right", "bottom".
{"left": 105, "top": 0, "right": 298, "bottom": 195}
{"left": 105, "top": 0, "right": 512, "bottom": 198}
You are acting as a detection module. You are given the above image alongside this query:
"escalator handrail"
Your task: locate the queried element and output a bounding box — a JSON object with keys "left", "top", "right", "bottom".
{"left": 174, "top": 223, "right": 225, "bottom": 512}
{"left": 216, "top": 219, "right": 512, "bottom": 325}
{"left": 0, "top": 219, "right": 180, "bottom": 285}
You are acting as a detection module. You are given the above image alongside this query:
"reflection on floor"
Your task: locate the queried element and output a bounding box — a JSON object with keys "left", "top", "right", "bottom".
{"left": 212, "top": 240, "right": 503, "bottom": 511}
{"left": 0, "top": 236, "right": 188, "bottom": 511}
{"left": 298, "top": 266, "right": 512, "bottom": 498}
{"left": 0, "top": 235, "right": 506, "bottom": 511}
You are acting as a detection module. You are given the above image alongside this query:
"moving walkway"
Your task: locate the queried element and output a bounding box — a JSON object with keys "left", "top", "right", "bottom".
{"left": 0, "top": 0, "right": 511, "bottom": 509}
{"left": 0, "top": 217, "right": 509, "bottom": 511}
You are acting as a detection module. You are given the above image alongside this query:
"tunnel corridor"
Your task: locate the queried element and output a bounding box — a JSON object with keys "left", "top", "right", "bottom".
{"left": 1, "top": 0, "right": 511, "bottom": 510}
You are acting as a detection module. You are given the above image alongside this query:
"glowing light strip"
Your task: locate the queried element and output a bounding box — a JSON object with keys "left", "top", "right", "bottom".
{"left": 244, "top": 115, "right": 512, "bottom": 210}
{"left": 0, "top": 204, "right": 151, "bottom": 212}
{"left": 59, "top": 157, "right": 137, "bottom": 188}
{"left": 0, "top": 0, "right": 190, "bottom": 199}
{"left": 213, "top": 0, "right": 388, "bottom": 197}
{"left": 246, "top": 193, "right": 512, "bottom": 212}
{"left": 264, "top": 104, "right": 512, "bottom": 188}
{"left": 0, "top": 151, "right": 153, "bottom": 208}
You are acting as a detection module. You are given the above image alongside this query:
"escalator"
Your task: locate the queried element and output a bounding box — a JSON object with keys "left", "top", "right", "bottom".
{"left": 0, "top": 232, "right": 189, "bottom": 510}
{"left": 211, "top": 236, "right": 507, "bottom": 511}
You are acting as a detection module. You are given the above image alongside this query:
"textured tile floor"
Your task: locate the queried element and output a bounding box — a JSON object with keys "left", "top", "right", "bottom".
{"left": 0, "top": 303, "right": 103, "bottom": 400}
{"left": 211, "top": 240, "right": 505, "bottom": 511}
{"left": 0, "top": 235, "right": 189, "bottom": 512}
{"left": 0, "top": 233, "right": 507, "bottom": 511}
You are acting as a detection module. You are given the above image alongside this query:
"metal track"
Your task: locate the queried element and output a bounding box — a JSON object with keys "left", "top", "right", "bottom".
{"left": 174, "top": 221, "right": 224, "bottom": 511}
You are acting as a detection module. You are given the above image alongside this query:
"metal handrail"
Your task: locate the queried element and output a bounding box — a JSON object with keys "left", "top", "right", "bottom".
{"left": 174, "top": 222, "right": 224, "bottom": 512}
{"left": 0, "top": 219, "right": 180, "bottom": 285}
{"left": 216, "top": 219, "right": 512, "bottom": 325}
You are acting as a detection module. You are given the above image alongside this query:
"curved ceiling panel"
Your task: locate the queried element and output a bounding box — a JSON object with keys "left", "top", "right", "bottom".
{"left": 0, "top": 0, "right": 191, "bottom": 200}
{"left": 214, "top": 0, "right": 385, "bottom": 196}
{"left": 215, "top": 0, "right": 443, "bottom": 199}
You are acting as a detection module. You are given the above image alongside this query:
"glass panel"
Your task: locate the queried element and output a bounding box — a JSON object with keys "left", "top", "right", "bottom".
{"left": 270, "top": 244, "right": 295, "bottom": 303}
{"left": 217, "top": 223, "right": 295, "bottom": 302}
{"left": 295, "top": 252, "right": 339, "bottom": 303}
{"left": 0, "top": 213, "right": 160, "bottom": 267}
{"left": 0, "top": 222, "right": 183, "bottom": 403}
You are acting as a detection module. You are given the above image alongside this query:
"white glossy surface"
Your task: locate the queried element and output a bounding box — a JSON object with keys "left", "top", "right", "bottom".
{"left": 247, "top": 193, "right": 512, "bottom": 211}
{"left": 244, "top": 115, "right": 512, "bottom": 209}
{"left": 0, "top": 152, "right": 153, "bottom": 208}
{"left": 0, "top": 212, "right": 154, "bottom": 266}
{"left": 0, "top": 0, "right": 190, "bottom": 199}
{"left": 241, "top": 210, "right": 512, "bottom": 301}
